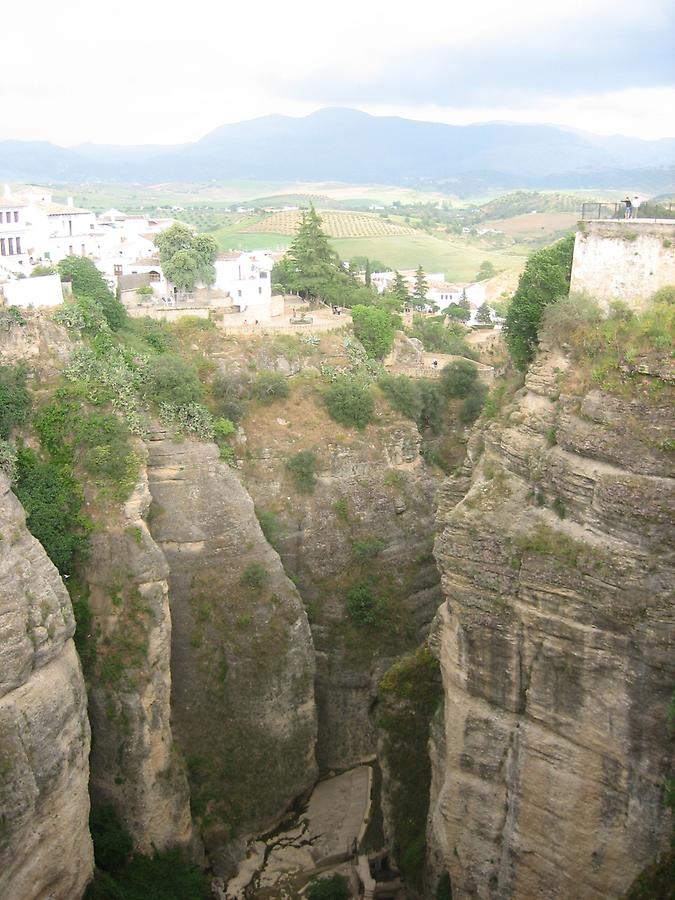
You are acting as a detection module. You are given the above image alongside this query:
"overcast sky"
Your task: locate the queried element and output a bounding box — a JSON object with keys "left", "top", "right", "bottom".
{"left": 3, "top": 0, "right": 674, "bottom": 145}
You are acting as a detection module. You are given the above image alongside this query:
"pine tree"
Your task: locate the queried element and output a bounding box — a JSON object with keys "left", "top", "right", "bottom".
{"left": 364, "top": 258, "right": 371, "bottom": 288}
{"left": 458, "top": 289, "right": 470, "bottom": 312}
{"left": 392, "top": 271, "right": 410, "bottom": 304}
{"left": 412, "top": 265, "right": 429, "bottom": 306}
{"left": 285, "top": 205, "right": 343, "bottom": 299}
{"left": 476, "top": 302, "right": 493, "bottom": 324}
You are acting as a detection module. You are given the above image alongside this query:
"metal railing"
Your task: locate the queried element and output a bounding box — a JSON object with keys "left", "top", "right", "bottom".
{"left": 580, "top": 201, "right": 675, "bottom": 221}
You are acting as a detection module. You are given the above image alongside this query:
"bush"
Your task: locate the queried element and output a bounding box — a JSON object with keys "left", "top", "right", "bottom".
{"left": 256, "top": 508, "right": 284, "bottom": 551}
{"left": 0, "top": 363, "right": 31, "bottom": 439}
{"left": 459, "top": 385, "right": 487, "bottom": 425}
{"left": 128, "top": 318, "right": 178, "bottom": 354}
{"left": 90, "top": 805, "right": 133, "bottom": 873}
{"left": 240, "top": 562, "right": 268, "bottom": 589}
{"left": 324, "top": 376, "right": 374, "bottom": 430}
{"left": 0, "top": 305, "right": 26, "bottom": 331}
{"left": 538, "top": 292, "right": 602, "bottom": 346}
{"left": 211, "top": 372, "right": 248, "bottom": 422}
{"left": 378, "top": 374, "right": 422, "bottom": 422}
{"left": 251, "top": 370, "right": 289, "bottom": 404}
{"left": 0, "top": 440, "right": 17, "bottom": 480}
{"left": 418, "top": 380, "right": 444, "bottom": 433}
{"left": 352, "top": 537, "right": 385, "bottom": 560}
{"left": 346, "top": 583, "right": 387, "bottom": 625}
{"left": 351, "top": 305, "right": 398, "bottom": 359}
{"left": 15, "top": 448, "right": 90, "bottom": 575}
{"left": 306, "top": 874, "right": 350, "bottom": 900}
{"left": 58, "top": 256, "right": 127, "bottom": 330}
{"left": 504, "top": 234, "right": 574, "bottom": 370}
{"left": 145, "top": 355, "right": 203, "bottom": 407}
{"left": 441, "top": 359, "right": 480, "bottom": 398}
{"left": 286, "top": 450, "right": 317, "bottom": 493}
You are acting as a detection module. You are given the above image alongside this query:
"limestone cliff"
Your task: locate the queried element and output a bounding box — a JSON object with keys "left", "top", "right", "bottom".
{"left": 238, "top": 384, "right": 442, "bottom": 771}
{"left": 145, "top": 432, "right": 317, "bottom": 874}
{"left": 428, "top": 346, "right": 674, "bottom": 898}
{"left": 85, "top": 465, "right": 194, "bottom": 854}
{"left": 0, "top": 476, "right": 93, "bottom": 900}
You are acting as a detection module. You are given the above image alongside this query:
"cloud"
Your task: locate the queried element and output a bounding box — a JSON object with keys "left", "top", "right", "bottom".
{"left": 278, "top": 6, "right": 675, "bottom": 107}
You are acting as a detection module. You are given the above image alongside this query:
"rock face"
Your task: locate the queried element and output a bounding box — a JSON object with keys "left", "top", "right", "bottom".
{"left": 0, "top": 477, "right": 93, "bottom": 900}
{"left": 145, "top": 433, "right": 317, "bottom": 874}
{"left": 427, "top": 347, "right": 674, "bottom": 898}
{"left": 238, "top": 393, "right": 442, "bottom": 771}
{"left": 86, "top": 465, "right": 193, "bottom": 854}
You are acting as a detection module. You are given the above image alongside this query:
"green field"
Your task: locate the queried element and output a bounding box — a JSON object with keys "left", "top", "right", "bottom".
{"left": 329, "top": 234, "right": 527, "bottom": 282}
{"left": 213, "top": 230, "right": 292, "bottom": 252}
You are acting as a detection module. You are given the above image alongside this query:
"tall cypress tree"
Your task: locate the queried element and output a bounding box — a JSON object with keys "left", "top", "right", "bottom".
{"left": 412, "top": 265, "right": 429, "bottom": 306}
{"left": 392, "top": 271, "right": 410, "bottom": 304}
{"left": 286, "top": 205, "right": 342, "bottom": 299}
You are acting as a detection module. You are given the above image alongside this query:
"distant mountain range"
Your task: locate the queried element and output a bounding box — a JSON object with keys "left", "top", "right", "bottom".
{"left": 1, "top": 108, "right": 674, "bottom": 193}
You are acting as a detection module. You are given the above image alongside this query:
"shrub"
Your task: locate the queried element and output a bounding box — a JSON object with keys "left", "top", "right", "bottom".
{"left": 650, "top": 284, "right": 675, "bottom": 305}
{"left": 378, "top": 374, "right": 422, "bottom": 422}
{"left": 0, "top": 363, "right": 31, "bottom": 439}
{"left": 346, "top": 583, "right": 386, "bottom": 625}
{"left": 504, "top": 234, "right": 575, "bottom": 370}
{"left": 211, "top": 372, "right": 248, "bottom": 422}
{"left": 256, "top": 508, "right": 284, "bottom": 551}
{"left": 539, "top": 292, "right": 602, "bottom": 346}
{"left": 286, "top": 450, "right": 317, "bottom": 493}
{"left": 240, "top": 562, "right": 268, "bottom": 589}
{"left": 441, "top": 359, "right": 479, "bottom": 398}
{"left": 251, "top": 370, "right": 289, "bottom": 404}
{"left": 128, "top": 317, "right": 178, "bottom": 354}
{"left": 351, "top": 304, "right": 398, "bottom": 359}
{"left": 0, "top": 305, "right": 26, "bottom": 330}
{"left": 58, "top": 256, "right": 127, "bottom": 330}
{"left": 159, "top": 402, "right": 214, "bottom": 440}
{"left": 145, "top": 355, "right": 203, "bottom": 407}
{"left": 0, "top": 440, "right": 17, "bottom": 480}
{"left": 459, "top": 385, "right": 487, "bottom": 425}
{"left": 90, "top": 805, "right": 133, "bottom": 873}
{"left": 324, "top": 375, "right": 374, "bottom": 430}
{"left": 352, "top": 537, "right": 385, "bottom": 560}
{"left": 14, "top": 448, "right": 90, "bottom": 575}
{"left": 418, "top": 380, "right": 444, "bottom": 433}
{"left": 306, "top": 874, "right": 350, "bottom": 900}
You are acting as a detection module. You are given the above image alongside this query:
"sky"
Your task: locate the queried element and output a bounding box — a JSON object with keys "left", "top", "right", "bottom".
{"left": 3, "top": 0, "right": 674, "bottom": 145}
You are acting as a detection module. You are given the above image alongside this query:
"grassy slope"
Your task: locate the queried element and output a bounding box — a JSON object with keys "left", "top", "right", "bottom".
{"left": 330, "top": 234, "right": 526, "bottom": 281}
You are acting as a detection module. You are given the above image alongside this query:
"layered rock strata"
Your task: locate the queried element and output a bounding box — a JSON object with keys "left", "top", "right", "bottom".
{"left": 0, "top": 477, "right": 93, "bottom": 900}
{"left": 428, "top": 348, "right": 674, "bottom": 898}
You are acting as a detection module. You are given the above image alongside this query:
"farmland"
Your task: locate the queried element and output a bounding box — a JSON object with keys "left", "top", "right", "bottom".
{"left": 241, "top": 209, "right": 416, "bottom": 237}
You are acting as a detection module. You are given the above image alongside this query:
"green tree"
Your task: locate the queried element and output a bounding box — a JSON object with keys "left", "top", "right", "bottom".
{"left": 306, "top": 874, "right": 350, "bottom": 900}
{"left": 444, "top": 302, "right": 470, "bottom": 322}
{"left": 364, "top": 258, "right": 371, "bottom": 287}
{"left": 475, "top": 302, "right": 493, "bottom": 324}
{"left": 58, "top": 257, "right": 126, "bottom": 330}
{"left": 441, "top": 359, "right": 480, "bottom": 398}
{"left": 476, "top": 260, "right": 496, "bottom": 281}
{"left": 145, "top": 355, "right": 203, "bottom": 407}
{"left": 324, "top": 376, "right": 374, "bottom": 430}
{"left": 0, "top": 363, "right": 30, "bottom": 440}
{"left": 458, "top": 290, "right": 470, "bottom": 314}
{"left": 504, "top": 234, "right": 575, "bottom": 371}
{"left": 391, "top": 271, "right": 410, "bottom": 305}
{"left": 283, "top": 205, "right": 344, "bottom": 300}
{"left": 351, "top": 305, "right": 398, "bottom": 359}
{"left": 154, "top": 223, "right": 217, "bottom": 293}
{"left": 412, "top": 265, "right": 429, "bottom": 306}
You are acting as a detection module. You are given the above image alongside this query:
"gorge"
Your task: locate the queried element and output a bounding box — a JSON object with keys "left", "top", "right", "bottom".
{"left": 0, "top": 257, "right": 673, "bottom": 900}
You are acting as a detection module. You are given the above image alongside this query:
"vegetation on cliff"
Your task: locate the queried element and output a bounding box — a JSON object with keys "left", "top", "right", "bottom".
{"left": 378, "top": 645, "right": 442, "bottom": 889}
{"left": 504, "top": 233, "right": 574, "bottom": 370}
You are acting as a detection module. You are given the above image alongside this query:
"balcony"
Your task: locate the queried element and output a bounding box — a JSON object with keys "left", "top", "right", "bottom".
{"left": 580, "top": 201, "right": 675, "bottom": 222}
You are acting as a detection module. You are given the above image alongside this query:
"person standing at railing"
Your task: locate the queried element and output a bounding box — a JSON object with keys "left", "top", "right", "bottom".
{"left": 631, "top": 195, "right": 642, "bottom": 219}
{"left": 624, "top": 197, "right": 632, "bottom": 219}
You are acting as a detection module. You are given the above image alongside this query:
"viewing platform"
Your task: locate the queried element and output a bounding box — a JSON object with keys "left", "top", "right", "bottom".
{"left": 580, "top": 201, "right": 675, "bottom": 222}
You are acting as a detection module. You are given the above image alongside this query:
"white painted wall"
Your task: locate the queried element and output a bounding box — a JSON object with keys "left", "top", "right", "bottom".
{"left": 2, "top": 273, "right": 63, "bottom": 307}
{"left": 214, "top": 252, "right": 274, "bottom": 319}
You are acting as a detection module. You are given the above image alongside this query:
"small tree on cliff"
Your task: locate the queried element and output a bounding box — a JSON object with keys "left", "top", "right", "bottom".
{"left": 412, "top": 265, "right": 429, "bottom": 307}
{"left": 503, "top": 234, "right": 574, "bottom": 371}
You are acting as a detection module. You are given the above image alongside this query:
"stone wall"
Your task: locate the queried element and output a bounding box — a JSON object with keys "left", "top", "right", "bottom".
{"left": 570, "top": 220, "right": 675, "bottom": 308}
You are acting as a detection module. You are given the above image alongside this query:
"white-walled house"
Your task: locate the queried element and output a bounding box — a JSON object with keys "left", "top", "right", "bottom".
{"left": 13, "top": 189, "right": 99, "bottom": 263}
{"left": 0, "top": 197, "right": 30, "bottom": 274}
{"left": 213, "top": 252, "right": 274, "bottom": 319}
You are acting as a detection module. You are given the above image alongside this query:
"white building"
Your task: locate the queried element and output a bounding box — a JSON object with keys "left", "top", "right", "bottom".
{"left": 11, "top": 189, "right": 99, "bottom": 263}
{"left": 213, "top": 252, "right": 274, "bottom": 320}
{"left": 0, "top": 197, "right": 30, "bottom": 274}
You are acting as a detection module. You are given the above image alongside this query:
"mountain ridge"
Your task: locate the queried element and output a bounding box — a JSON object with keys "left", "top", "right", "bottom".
{"left": 1, "top": 107, "right": 674, "bottom": 191}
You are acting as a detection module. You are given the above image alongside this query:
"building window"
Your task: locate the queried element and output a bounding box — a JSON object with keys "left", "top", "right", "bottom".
{"left": 13, "top": 211, "right": 18, "bottom": 223}
{"left": 258, "top": 286, "right": 262, "bottom": 294}
{"left": 0, "top": 238, "right": 5, "bottom": 255}
{"left": 68, "top": 219, "right": 73, "bottom": 236}
{"left": 260, "top": 271, "right": 268, "bottom": 279}
{"left": 149, "top": 271, "right": 160, "bottom": 282}
{"left": 16, "top": 237, "right": 21, "bottom": 254}
{"left": 113, "top": 264, "right": 123, "bottom": 276}
{"left": 237, "top": 289, "right": 242, "bottom": 297}
{"left": 8, "top": 237, "right": 14, "bottom": 255}
{"left": 0, "top": 212, "right": 3, "bottom": 223}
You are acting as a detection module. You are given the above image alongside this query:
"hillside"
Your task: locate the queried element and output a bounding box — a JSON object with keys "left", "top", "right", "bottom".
{"left": 1, "top": 108, "right": 674, "bottom": 190}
